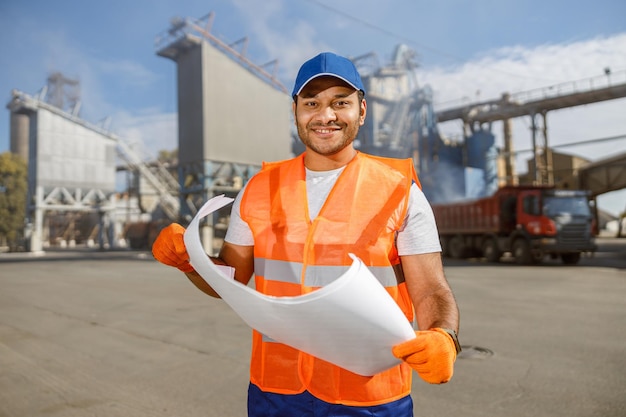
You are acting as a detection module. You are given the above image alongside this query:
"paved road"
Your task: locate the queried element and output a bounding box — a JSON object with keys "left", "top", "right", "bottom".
{"left": 0, "top": 238, "right": 624, "bottom": 417}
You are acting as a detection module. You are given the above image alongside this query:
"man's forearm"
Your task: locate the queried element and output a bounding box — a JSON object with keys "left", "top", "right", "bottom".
{"left": 401, "top": 253, "right": 460, "bottom": 333}
{"left": 184, "top": 270, "right": 221, "bottom": 298}
{"left": 413, "top": 287, "right": 459, "bottom": 333}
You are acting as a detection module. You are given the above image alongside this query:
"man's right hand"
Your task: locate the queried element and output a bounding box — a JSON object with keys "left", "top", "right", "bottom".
{"left": 152, "top": 223, "right": 195, "bottom": 273}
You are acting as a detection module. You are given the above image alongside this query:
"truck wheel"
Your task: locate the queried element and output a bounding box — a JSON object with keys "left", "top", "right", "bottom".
{"left": 482, "top": 238, "right": 501, "bottom": 263}
{"left": 561, "top": 253, "right": 581, "bottom": 265}
{"left": 512, "top": 239, "right": 534, "bottom": 265}
{"left": 449, "top": 236, "right": 467, "bottom": 259}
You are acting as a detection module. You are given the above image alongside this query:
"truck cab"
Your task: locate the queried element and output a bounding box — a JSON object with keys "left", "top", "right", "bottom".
{"left": 514, "top": 189, "right": 596, "bottom": 264}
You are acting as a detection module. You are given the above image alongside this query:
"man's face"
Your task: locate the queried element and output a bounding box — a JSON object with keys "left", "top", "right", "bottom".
{"left": 293, "top": 76, "right": 366, "bottom": 158}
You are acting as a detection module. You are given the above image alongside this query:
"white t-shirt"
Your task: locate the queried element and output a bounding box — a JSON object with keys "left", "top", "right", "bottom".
{"left": 225, "top": 167, "right": 442, "bottom": 256}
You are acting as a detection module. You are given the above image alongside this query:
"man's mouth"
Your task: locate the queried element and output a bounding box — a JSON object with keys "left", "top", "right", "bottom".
{"left": 311, "top": 124, "right": 341, "bottom": 135}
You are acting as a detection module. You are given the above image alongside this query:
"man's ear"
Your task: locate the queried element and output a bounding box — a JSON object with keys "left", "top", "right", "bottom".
{"left": 359, "top": 99, "right": 367, "bottom": 125}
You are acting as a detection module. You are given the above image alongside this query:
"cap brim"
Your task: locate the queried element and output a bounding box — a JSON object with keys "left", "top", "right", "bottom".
{"left": 294, "top": 73, "right": 362, "bottom": 97}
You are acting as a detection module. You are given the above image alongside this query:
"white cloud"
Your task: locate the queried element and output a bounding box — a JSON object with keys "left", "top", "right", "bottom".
{"left": 97, "top": 58, "right": 159, "bottom": 88}
{"left": 229, "top": 0, "right": 333, "bottom": 82}
{"left": 424, "top": 34, "right": 626, "bottom": 102}
{"left": 421, "top": 33, "right": 626, "bottom": 161}
{"left": 111, "top": 111, "right": 178, "bottom": 160}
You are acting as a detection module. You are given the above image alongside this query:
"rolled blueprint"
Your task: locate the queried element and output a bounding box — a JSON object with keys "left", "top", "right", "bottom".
{"left": 184, "top": 195, "right": 416, "bottom": 376}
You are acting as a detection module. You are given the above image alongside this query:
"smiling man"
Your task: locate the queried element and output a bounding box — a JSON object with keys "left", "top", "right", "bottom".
{"left": 152, "top": 52, "right": 460, "bottom": 417}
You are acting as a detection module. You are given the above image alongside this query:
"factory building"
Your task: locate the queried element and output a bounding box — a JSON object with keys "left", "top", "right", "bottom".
{"left": 7, "top": 90, "right": 118, "bottom": 251}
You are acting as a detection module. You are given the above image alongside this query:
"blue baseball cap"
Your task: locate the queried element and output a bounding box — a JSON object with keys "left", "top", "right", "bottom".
{"left": 291, "top": 52, "right": 365, "bottom": 98}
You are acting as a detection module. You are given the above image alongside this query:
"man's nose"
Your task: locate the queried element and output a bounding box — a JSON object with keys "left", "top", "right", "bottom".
{"left": 316, "top": 105, "right": 337, "bottom": 123}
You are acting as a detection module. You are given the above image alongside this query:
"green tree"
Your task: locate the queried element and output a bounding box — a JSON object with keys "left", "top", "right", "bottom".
{"left": 0, "top": 152, "right": 27, "bottom": 251}
{"left": 157, "top": 148, "right": 178, "bottom": 164}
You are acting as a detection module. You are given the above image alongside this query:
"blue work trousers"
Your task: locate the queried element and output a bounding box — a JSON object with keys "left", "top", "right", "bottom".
{"left": 247, "top": 383, "right": 414, "bottom": 417}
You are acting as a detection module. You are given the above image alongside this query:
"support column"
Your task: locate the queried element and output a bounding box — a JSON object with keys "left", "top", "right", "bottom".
{"left": 30, "top": 185, "right": 45, "bottom": 253}
{"left": 530, "top": 113, "right": 540, "bottom": 184}
{"left": 502, "top": 118, "right": 517, "bottom": 185}
{"left": 501, "top": 93, "right": 517, "bottom": 186}
{"left": 201, "top": 159, "right": 216, "bottom": 255}
{"left": 540, "top": 111, "right": 554, "bottom": 185}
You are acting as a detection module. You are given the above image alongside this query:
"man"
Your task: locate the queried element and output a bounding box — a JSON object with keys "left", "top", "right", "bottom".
{"left": 152, "top": 52, "right": 460, "bottom": 417}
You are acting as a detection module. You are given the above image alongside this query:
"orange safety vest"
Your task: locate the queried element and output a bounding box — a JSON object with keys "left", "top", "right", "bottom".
{"left": 240, "top": 152, "right": 419, "bottom": 406}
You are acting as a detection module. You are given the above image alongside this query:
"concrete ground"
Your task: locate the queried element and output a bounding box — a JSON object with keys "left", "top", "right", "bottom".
{"left": 0, "top": 238, "right": 625, "bottom": 417}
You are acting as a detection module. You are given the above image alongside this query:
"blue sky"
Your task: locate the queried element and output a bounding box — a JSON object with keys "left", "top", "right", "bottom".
{"left": 1, "top": 0, "right": 625, "bottom": 216}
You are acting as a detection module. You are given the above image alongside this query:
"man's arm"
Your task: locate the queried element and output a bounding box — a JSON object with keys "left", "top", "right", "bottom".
{"left": 400, "top": 252, "right": 459, "bottom": 333}
{"left": 183, "top": 241, "right": 255, "bottom": 299}
{"left": 216, "top": 241, "right": 255, "bottom": 287}
{"left": 392, "top": 251, "right": 460, "bottom": 383}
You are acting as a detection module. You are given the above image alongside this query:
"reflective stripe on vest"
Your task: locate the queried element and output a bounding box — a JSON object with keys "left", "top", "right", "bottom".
{"left": 254, "top": 258, "right": 399, "bottom": 287}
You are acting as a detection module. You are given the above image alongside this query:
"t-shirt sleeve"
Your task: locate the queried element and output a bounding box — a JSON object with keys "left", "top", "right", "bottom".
{"left": 396, "top": 183, "right": 442, "bottom": 256}
{"left": 224, "top": 185, "right": 254, "bottom": 246}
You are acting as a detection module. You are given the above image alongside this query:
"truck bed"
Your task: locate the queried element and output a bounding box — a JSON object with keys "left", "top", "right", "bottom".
{"left": 432, "top": 192, "right": 516, "bottom": 235}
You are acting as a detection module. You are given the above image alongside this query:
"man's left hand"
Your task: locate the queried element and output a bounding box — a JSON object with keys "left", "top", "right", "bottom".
{"left": 392, "top": 328, "right": 457, "bottom": 384}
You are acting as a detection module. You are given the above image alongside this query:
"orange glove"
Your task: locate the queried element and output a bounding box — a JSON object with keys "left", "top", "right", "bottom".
{"left": 152, "top": 223, "right": 195, "bottom": 273}
{"left": 392, "top": 328, "right": 457, "bottom": 384}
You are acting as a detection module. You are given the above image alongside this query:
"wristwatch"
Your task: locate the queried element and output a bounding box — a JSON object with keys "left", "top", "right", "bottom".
{"left": 441, "top": 328, "right": 462, "bottom": 354}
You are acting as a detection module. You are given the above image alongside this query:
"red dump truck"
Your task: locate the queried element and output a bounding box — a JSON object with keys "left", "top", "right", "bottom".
{"left": 432, "top": 186, "right": 596, "bottom": 265}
